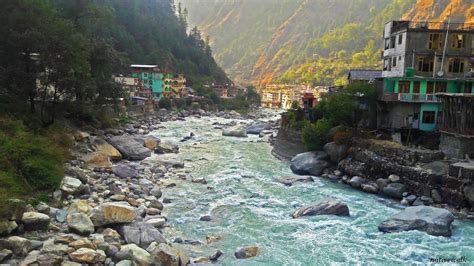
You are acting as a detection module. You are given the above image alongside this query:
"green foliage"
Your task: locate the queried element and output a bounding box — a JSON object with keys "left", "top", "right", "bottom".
{"left": 0, "top": 117, "right": 68, "bottom": 200}
{"left": 302, "top": 119, "right": 332, "bottom": 151}
{"left": 158, "top": 97, "right": 172, "bottom": 110}
{"left": 245, "top": 86, "right": 261, "bottom": 106}
{"left": 286, "top": 102, "right": 305, "bottom": 129}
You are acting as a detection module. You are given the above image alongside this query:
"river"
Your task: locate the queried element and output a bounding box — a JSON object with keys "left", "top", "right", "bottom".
{"left": 148, "top": 115, "right": 474, "bottom": 265}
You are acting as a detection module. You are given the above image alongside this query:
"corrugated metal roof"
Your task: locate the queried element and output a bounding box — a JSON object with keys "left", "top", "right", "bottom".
{"left": 348, "top": 69, "right": 382, "bottom": 81}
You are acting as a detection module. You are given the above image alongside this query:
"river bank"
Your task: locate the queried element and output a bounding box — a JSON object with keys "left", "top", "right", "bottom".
{"left": 1, "top": 108, "right": 474, "bottom": 265}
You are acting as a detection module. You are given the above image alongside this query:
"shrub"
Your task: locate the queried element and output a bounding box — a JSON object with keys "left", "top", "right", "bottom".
{"left": 158, "top": 97, "right": 172, "bottom": 110}
{"left": 333, "top": 131, "right": 353, "bottom": 145}
{"left": 302, "top": 118, "right": 332, "bottom": 151}
{"left": 0, "top": 117, "right": 68, "bottom": 200}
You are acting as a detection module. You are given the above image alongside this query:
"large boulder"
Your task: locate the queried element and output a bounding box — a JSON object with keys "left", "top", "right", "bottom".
{"left": 60, "top": 176, "right": 83, "bottom": 195}
{"left": 290, "top": 151, "right": 329, "bottom": 176}
{"left": 292, "top": 198, "right": 350, "bottom": 218}
{"left": 323, "top": 142, "right": 349, "bottom": 163}
{"left": 155, "top": 142, "right": 179, "bottom": 154}
{"left": 108, "top": 135, "right": 151, "bottom": 161}
{"left": 69, "top": 248, "right": 106, "bottom": 264}
{"left": 463, "top": 185, "right": 474, "bottom": 207}
{"left": 234, "top": 246, "right": 259, "bottom": 259}
{"left": 383, "top": 183, "right": 407, "bottom": 199}
{"left": 93, "top": 138, "right": 122, "bottom": 160}
{"left": 246, "top": 122, "right": 271, "bottom": 135}
{"left": 21, "top": 212, "right": 50, "bottom": 231}
{"left": 113, "top": 165, "right": 139, "bottom": 178}
{"left": 120, "top": 244, "right": 151, "bottom": 266}
{"left": 0, "top": 221, "right": 17, "bottom": 236}
{"left": 67, "top": 213, "right": 94, "bottom": 235}
{"left": 143, "top": 138, "right": 159, "bottom": 151}
{"left": 83, "top": 152, "right": 112, "bottom": 169}
{"left": 222, "top": 125, "right": 248, "bottom": 138}
{"left": 348, "top": 176, "right": 366, "bottom": 188}
{"left": 118, "top": 222, "right": 166, "bottom": 248}
{"left": 275, "top": 176, "right": 314, "bottom": 186}
{"left": 0, "top": 236, "right": 31, "bottom": 256}
{"left": 378, "top": 206, "right": 455, "bottom": 237}
{"left": 148, "top": 243, "right": 190, "bottom": 266}
{"left": 89, "top": 203, "right": 136, "bottom": 227}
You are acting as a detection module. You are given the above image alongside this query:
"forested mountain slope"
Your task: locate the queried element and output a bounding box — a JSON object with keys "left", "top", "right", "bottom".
{"left": 182, "top": 0, "right": 474, "bottom": 86}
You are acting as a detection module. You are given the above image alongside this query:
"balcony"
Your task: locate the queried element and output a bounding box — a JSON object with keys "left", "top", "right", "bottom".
{"left": 381, "top": 93, "right": 441, "bottom": 103}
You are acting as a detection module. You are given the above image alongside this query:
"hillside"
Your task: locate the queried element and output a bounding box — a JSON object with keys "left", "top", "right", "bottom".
{"left": 182, "top": 0, "right": 474, "bottom": 86}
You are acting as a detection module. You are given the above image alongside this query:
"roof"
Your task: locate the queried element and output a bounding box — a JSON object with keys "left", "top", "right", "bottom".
{"left": 348, "top": 69, "right": 382, "bottom": 81}
{"left": 130, "top": 64, "right": 159, "bottom": 68}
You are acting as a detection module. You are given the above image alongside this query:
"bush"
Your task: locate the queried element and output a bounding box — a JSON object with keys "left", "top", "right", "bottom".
{"left": 158, "top": 97, "right": 172, "bottom": 110}
{"left": 302, "top": 118, "right": 332, "bottom": 151}
{"left": 0, "top": 117, "right": 68, "bottom": 199}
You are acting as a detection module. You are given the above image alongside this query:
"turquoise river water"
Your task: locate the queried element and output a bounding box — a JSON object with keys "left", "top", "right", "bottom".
{"left": 149, "top": 116, "right": 474, "bottom": 265}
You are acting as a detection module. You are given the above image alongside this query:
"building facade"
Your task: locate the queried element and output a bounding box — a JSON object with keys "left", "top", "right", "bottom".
{"left": 164, "top": 73, "right": 186, "bottom": 98}
{"left": 379, "top": 20, "right": 474, "bottom": 132}
{"left": 260, "top": 84, "right": 326, "bottom": 109}
{"left": 130, "top": 65, "right": 164, "bottom": 99}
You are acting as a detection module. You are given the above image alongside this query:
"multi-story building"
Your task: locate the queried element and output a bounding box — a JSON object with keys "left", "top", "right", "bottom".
{"left": 378, "top": 20, "right": 474, "bottom": 132}
{"left": 163, "top": 73, "right": 186, "bottom": 98}
{"left": 114, "top": 76, "right": 140, "bottom": 97}
{"left": 130, "top": 65, "right": 164, "bottom": 99}
{"left": 260, "top": 84, "right": 324, "bottom": 109}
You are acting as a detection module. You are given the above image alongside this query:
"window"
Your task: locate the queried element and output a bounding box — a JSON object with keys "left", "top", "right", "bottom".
{"left": 435, "top": 82, "right": 447, "bottom": 93}
{"left": 399, "top": 81, "right": 410, "bottom": 93}
{"left": 385, "top": 38, "right": 390, "bottom": 50}
{"left": 390, "top": 36, "right": 396, "bottom": 49}
{"left": 451, "top": 34, "right": 465, "bottom": 49}
{"left": 398, "top": 34, "right": 403, "bottom": 45}
{"left": 429, "top": 33, "right": 443, "bottom": 50}
{"left": 448, "top": 58, "right": 464, "bottom": 73}
{"left": 427, "top": 81, "right": 434, "bottom": 93}
{"left": 384, "top": 58, "right": 391, "bottom": 71}
{"left": 392, "top": 57, "right": 397, "bottom": 67}
{"left": 465, "top": 81, "right": 473, "bottom": 93}
{"left": 418, "top": 56, "right": 434, "bottom": 72}
{"left": 422, "top": 111, "right": 436, "bottom": 124}
{"left": 413, "top": 81, "right": 420, "bottom": 93}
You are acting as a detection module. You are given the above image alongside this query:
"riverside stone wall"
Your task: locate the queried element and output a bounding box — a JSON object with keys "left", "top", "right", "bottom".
{"left": 271, "top": 126, "right": 305, "bottom": 160}
{"left": 338, "top": 139, "right": 470, "bottom": 208}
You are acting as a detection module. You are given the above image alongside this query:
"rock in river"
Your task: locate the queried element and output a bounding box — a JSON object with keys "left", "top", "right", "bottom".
{"left": 378, "top": 206, "right": 455, "bottom": 237}
{"left": 246, "top": 122, "right": 271, "bottom": 134}
{"left": 222, "top": 125, "right": 248, "bottom": 138}
{"left": 383, "top": 183, "right": 407, "bottom": 199}
{"left": 292, "top": 198, "right": 350, "bottom": 218}
{"left": 290, "top": 151, "right": 329, "bottom": 176}
{"left": 323, "top": 142, "right": 348, "bottom": 163}
{"left": 275, "top": 176, "right": 314, "bottom": 186}
{"left": 235, "top": 245, "right": 259, "bottom": 259}
{"left": 107, "top": 135, "right": 151, "bottom": 160}
{"left": 155, "top": 142, "right": 179, "bottom": 154}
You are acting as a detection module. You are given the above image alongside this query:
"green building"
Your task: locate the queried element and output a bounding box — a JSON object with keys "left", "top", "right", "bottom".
{"left": 131, "top": 65, "right": 164, "bottom": 99}
{"left": 378, "top": 20, "right": 474, "bottom": 132}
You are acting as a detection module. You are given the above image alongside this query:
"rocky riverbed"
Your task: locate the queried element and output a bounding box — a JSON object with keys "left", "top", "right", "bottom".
{"left": 1, "top": 108, "right": 474, "bottom": 265}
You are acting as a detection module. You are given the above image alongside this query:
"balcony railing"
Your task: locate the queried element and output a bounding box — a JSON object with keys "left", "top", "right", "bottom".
{"left": 381, "top": 93, "right": 441, "bottom": 103}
